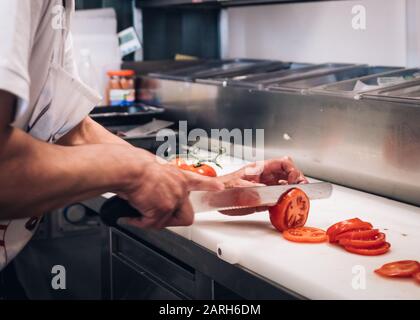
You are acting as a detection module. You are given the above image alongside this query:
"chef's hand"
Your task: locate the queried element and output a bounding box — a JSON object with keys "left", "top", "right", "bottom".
{"left": 117, "top": 156, "right": 224, "bottom": 229}
{"left": 218, "top": 157, "right": 307, "bottom": 216}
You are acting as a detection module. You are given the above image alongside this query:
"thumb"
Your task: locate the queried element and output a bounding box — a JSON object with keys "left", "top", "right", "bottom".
{"left": 183, "top": 171, "right": 225, "bottom": 192}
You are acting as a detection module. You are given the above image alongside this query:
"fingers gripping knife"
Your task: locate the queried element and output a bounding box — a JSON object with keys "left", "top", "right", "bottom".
{"left": 99, "top": 182, "right": 333, "bottom": 227}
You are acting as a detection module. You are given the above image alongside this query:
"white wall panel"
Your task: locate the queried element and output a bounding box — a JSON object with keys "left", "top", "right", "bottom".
{"left": 226, "top": 0, "right": 407, "bottom": 66}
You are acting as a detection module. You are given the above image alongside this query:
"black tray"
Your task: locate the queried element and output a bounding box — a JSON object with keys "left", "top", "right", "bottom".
{"left": 90, "top": 104, "right": 164, "bottom": 126}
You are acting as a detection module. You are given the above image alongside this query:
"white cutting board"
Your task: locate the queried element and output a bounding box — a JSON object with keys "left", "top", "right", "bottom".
{"left": 168, "top": 157, "right": 420, "bottom": 300}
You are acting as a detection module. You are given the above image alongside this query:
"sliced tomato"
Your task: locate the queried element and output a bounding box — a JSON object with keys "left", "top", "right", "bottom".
{"left": 338, "top": 232, "right": 386, "bottom": 249}
{"left": 413, "top": 271, "right": 420, "bottom": 284}
{"left": 269, "top": 188, "right": 310, "bottom": 232}
{"left": 344, "top": 242, "right": 390, "bottom": 256}
{"left": 283, "top": 227, "right": 327, "bottom": 243}
{"left": 327, "top": 218, "right": 373, "bottom": 243}
{"left": 335, "top": 229, "right": 380, "bottom": 241}
{"left": 375, "top": 260, "right": 420, "bottom": 278}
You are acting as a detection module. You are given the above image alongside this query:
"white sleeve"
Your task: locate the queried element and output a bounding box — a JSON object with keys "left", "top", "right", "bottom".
{"left": 63, "top": 32, "right": 80, "bottom": 80}
{"left": 0, "top": 0, "right": 32, "bottom": 103}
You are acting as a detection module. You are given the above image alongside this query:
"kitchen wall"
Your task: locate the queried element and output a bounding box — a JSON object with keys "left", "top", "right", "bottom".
{"left": 225, "top": 0, "right": 416, "bottom": 66}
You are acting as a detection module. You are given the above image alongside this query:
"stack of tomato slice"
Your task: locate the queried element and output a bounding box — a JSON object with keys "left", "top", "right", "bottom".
{"left": 326, "top": 218, "right": 390, "bottom": 256}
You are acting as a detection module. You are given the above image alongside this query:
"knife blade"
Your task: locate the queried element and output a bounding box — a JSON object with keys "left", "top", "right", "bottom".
{"left": 189, "top": 182, "right": 332, "bottom": 213}
{"left": 99, "top": 182, "right": 332, "bottom": 227}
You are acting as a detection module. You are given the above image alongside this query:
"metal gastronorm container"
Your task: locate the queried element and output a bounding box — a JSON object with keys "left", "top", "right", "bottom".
{"left": 221, "top": 63, "right": 358, "bottom": 90}
{"left": 310, "top": 67, "right": 418, "bottom": 98}
{"left": 267, "top": 65, "right": 400, "bottom": 93}
{"left": 148, "top": 59, "right": 281, "bottom": 82}
{"left": 196, "top": 62, "right": 312, "bottom": 87}
{"left": 361, "top": 77, "right": 420, "bottom": 104}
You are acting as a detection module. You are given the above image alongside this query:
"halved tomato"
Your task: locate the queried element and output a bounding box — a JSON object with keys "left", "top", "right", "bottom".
{"left": 344, "top": 242, "right": 390, "bottom": 256}
{"left": 413, "top": 271, "right": 420, "bottom": 284}
{"left": 335, "top": 229, "right": 380, "bottom": 241}
{"left": 375, "top": 260, "right": 420, "bottom": 278}
{"left": 269, "top": 188, "right": 310, "bottom": 232}
{"left": 283, "top": 227, "right": 327, "bottom": 243}
{"left": 338, "top": 232, "right": 386, "bottom": 249}
{"left": 327, "top": 218, "right": 373, "bottom": 243}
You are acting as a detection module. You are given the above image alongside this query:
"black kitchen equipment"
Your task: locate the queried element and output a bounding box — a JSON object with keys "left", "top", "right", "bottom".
{"left": 100, "top": 197, "right": 139, "bottom": 227}
{"left": 90, "top": 104, "right": 164, "bottom": 127}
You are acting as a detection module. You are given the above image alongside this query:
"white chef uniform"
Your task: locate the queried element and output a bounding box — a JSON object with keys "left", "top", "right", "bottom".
{"left": 0, "top": 0, "right": 101, "bottom": 271}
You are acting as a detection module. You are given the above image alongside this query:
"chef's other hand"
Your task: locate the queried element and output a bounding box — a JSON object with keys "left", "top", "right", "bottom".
{"left": 218, "top": 157, "right": 307, "bottom": 216}
{"left": 117, "top": 156, "right": 224, "bottom": 229}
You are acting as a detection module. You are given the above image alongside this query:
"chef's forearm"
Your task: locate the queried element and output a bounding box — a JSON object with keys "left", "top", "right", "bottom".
{"left": 57, "top": 116, "right": 131, "bottom": 146}
{"left": 0, "top": 127, "right": 146, "bottom": 220}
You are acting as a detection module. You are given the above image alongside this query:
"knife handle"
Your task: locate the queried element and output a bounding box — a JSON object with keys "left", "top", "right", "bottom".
{"left": 100, "top": 196, "right": 142, "bottom": 227}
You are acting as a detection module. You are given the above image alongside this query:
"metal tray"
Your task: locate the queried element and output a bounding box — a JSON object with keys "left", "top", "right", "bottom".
{"left": 361, "top": 77, "right": 420, "bottom": 104}
{"left": 196, "top": 62, "right": 312, "bottom": 87}
{"left": 228, "top": 63, "right": 358, "bottom": 90}
{"left": 122, "top": 60, "right": 206, "bottom": 76}
{"left": 310, "top": 67, "right": 416, "bottom": 98}
{"left": 148, "top": 59, "right": 270, "bottom": 82}
{"left": 148, "top": 60, "right": 230, "bottom": 81}
{"left": 195, "top": 61, "right": 293, "bottom": 85}
{"left": 267, "top": 65, "right": 399, "bottom": 93}
{"left": 194, "top": 60, "right": 289, "bottom": 79}
{"left": 106, "top": 125, "right": 178, "bottom": 152}
{"left": 230, "top": 62, "right": 310, "bottom": 80}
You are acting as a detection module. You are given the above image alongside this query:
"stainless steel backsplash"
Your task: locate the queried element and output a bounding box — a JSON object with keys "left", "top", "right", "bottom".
{"left": 142, "top": 77, "right": 420, "bottom": 207}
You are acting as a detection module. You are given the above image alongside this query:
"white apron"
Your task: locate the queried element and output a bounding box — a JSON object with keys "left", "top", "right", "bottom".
{"left": 0, "top": 0, "right": 102, "bottom": 271}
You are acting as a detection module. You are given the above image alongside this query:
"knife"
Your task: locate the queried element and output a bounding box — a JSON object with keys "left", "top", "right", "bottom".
{"left": 100, "top": 182, "right": 332, "bottom": 227}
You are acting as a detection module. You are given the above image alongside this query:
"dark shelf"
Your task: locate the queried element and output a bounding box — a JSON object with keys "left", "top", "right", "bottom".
{"left": 136, "top": 0, "right": 219, "bottom": 9}
{"left": 136, "top": 0, "right": 339, "bottom": 9}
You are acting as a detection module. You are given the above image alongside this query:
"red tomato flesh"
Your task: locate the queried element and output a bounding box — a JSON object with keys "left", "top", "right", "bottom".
{"left": 283, "top": 227, "right": 327, "bottom": 243}
{"left": 327, "top": 218, "right": 373, "bottom": 243}
{"left": 338, "top": 232, "right": 386, "bottom": 249}
{"left": 344, "top": 242, "right": 390, "bottom": 256}
{"left": 375, "top": 260, "right": 420, "bottom": 278}
{"left": 413, "top": 271, "right": 420, "bottom": 284}
{"left": 269, "top": 188, "right": 310, "bottom": 232}
{"left": 335, "top": 229, "right": 380, "bottom": 241}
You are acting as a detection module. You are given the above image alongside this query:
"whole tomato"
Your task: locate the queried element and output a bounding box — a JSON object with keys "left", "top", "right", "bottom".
{"left": 187, "top": 163, "right": 217, "bottom": 177}
{"left": 172, "top": 158, "right": 217, "bottom": 177}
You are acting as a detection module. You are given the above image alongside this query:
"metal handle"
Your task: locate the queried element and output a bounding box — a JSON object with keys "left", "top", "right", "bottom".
{"left": 100, "top": 196, "right": 142, "bottom": 227}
